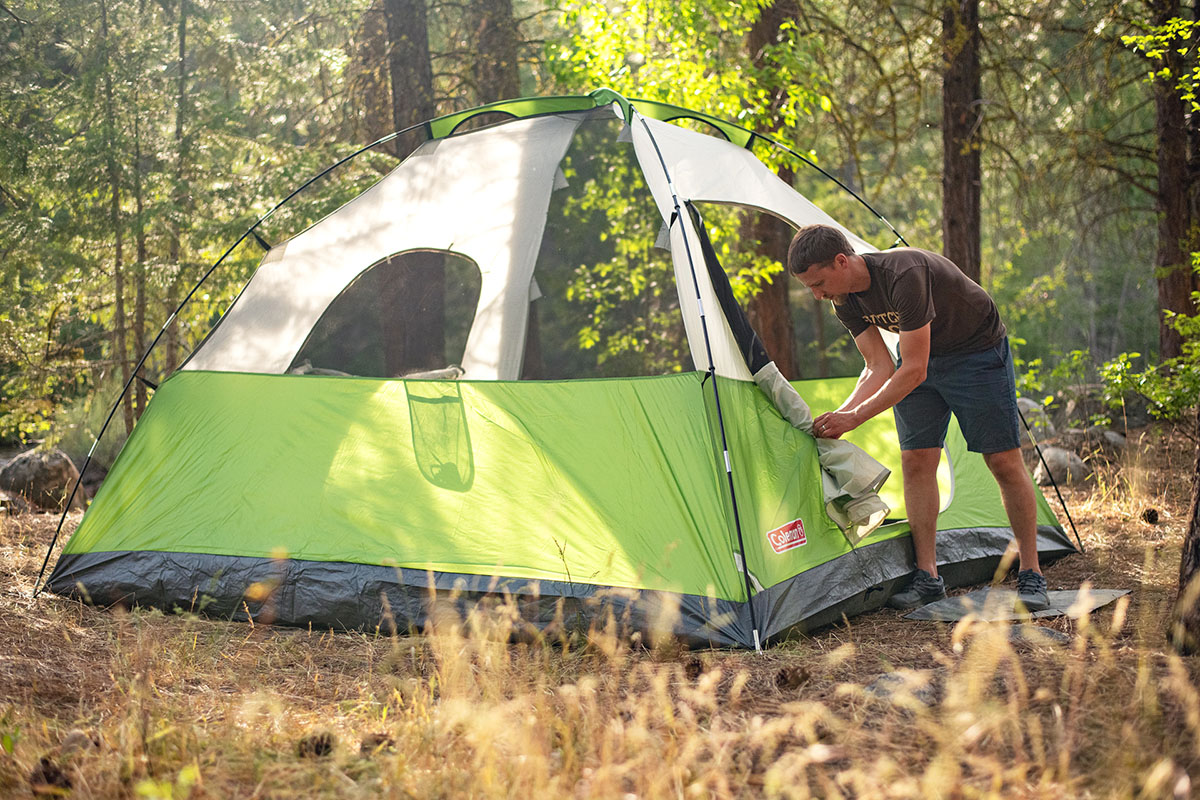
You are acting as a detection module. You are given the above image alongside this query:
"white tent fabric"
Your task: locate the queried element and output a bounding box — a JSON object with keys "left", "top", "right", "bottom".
{"left": 628, "top": 114, "right": 875, "bottom": 256}
{"left": 628, "top": 108, "right": 891, "bottom": 538}
{"left": 185, "top": 114, "right": 580, "bottom": 378}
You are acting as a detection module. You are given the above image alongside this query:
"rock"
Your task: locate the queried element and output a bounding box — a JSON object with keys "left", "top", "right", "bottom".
{"left": 1016, "top": 397, "right": 1056, "bottom": 444}
{"left": 0, "top": 449, "right": 85, "bottom": 511}
{"left": 1101, "top": 430, "right": 1127, "bottom": 453}
{"left": 1055, "top": 428, "right": 1090, "bottom": 452}
{"left": 59, "top": 729, "right": 100, "bottom": 758}
{"left": 0, "top": 488, "right": 32, "bottom": 515}
{"left": 865, "top": 669, "right": 940, "bottom": 708}
{"left": 1032, "top": 447, "right": 1091, "bottom": 486}
{"left": 1049, "top": 426, "right": 1125, "bottom": 464}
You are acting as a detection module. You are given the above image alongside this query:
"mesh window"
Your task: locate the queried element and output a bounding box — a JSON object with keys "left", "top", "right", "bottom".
{"left": 690, "top": 202, "right": 861, "bottom": 380}
{"left": 290, "top": 250, "right": 481, "bottom": 378}
{"left": 521, "top": 114, "right": 690, "bottom": 379}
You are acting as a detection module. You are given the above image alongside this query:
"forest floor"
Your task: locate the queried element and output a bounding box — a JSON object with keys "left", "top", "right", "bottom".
{"left": 0, "top": 424, "right": 1198, "bottom": 799}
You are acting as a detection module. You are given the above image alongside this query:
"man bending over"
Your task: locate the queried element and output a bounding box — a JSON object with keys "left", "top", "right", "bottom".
{"left": 788, "top": 224, "right": 1049, "bottom": 612}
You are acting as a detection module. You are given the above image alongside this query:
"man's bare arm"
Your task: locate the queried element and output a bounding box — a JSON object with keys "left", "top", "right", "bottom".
{"left": 814, "top": 324, "right": 931, "bottom": 438}
{"left": 834, "top": 327, "right": 895, "bottom": 414}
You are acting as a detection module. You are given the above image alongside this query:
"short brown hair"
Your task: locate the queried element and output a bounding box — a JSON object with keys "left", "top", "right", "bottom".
{"left": 788, "top": 225, "right": 853, "bottom": 276}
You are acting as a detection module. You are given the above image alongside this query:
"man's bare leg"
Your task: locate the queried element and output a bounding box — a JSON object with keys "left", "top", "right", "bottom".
{"left": 982, "top": 447, "right": 1042, "bottom": 574}
{"left": 901, "top": 447, "right": 943, "bottom": 577}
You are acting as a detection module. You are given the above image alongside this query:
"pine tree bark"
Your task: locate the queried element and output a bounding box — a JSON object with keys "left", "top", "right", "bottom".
{"left": 1151, "top": 0, "right": 1198, "bottom": 360}
{"left": 1170, "top": 403, "right": 1200, "bottom": 654}
{"left": 133, "top": 99, "right": 148, "bottom": 418}
{"left": 165, "top": 0, "right": 189, "bottom": 373}
{"left": 382, "top": 0, "right": 434, "bottom": 130}
{"left": 941, "top": 0, "right": 982, "bottom": 284}
{"left": 380, "top": 0, "right": 440, "bottom": 373}
{"left": 744, "top": 1, "right": 799, "bottom": 379}
{"left": 348, "top": 4, "right": 393, "bottom": 147}
{"left": 100, "top": 0, "right": 133, "bottom": 435}
{"left": 468, "top": 0, "right": 521, "bottom": 103}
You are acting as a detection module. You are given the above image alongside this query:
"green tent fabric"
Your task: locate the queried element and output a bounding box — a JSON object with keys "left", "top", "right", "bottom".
{"left": 50, "top": 368, "right": 1072, "bottom": 646}
{"left": 47, "top": 92, "right": 1077, "bottom": 647}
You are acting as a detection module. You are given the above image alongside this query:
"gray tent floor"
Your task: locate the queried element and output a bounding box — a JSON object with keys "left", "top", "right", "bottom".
{"left": 904, "top": 587, "right": 1130, "bottom": 622}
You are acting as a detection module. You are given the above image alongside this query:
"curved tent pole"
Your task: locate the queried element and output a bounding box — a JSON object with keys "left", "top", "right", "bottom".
{"left": 31, "top": 122, "right": 435, "bottom": 598}
{"left": 30, "top": 87, "right": 984, "bottom": 609}
{"left": 750, "top": 134, "right": 910, "bottom": 250}
{"left": 632, "top": 110, "right": 764, "bottom": 652}
{"left": 593, "top": 89, "right": 909, "bottom": 251}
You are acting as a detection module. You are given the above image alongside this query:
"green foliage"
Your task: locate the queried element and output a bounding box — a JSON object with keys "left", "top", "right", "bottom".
{"left": 550, "top": 0, "right": 823, "bottom": 139}
{"left": 1011, "top": 340, "right": 1094, "bottom": 403}
{"left": 1099, "top": 286, "right": 1200, "bottom": 423}
{"left": 48, "top": 374, "right": 136, "bottom": 473}
{"left": 1122, "top": 18, "right": 1200, "bottom": 110}
{"left": 0, "top": 0, "right": 375, "bottom": 441}
{"left": 0, "top": 710, "right": 20, "bottom": 756}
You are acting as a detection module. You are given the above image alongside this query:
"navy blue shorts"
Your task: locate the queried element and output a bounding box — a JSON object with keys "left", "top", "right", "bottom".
{"left": 894, "top": 337, "right": 1021, "bottom": 454}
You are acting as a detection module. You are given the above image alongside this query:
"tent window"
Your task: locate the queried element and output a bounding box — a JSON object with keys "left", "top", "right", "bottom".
{"left": 521, "top": 114, "right": 690, "bottom": 379}
{"left": 290, "top": 250, "right": 481, "bottom": 378}
{"left": 689, "top": 202, "right": 862, "bottom": 380}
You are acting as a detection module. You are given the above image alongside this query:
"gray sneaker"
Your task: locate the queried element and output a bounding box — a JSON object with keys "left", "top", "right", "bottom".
{"left": 886, "top": 569, "right": 947, "bottom": 610}
{"left": 1016, "top": 569, "right": 1050, "bottom": 612}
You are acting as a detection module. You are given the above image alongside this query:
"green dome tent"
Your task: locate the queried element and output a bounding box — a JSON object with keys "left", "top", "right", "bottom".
{"left": 42, "top": 90, "right": 1076, "bottom": 648}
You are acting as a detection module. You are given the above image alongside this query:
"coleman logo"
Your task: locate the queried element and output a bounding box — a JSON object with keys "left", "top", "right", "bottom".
{"left": 767, "top": 519, "right": 807, "bottom": 553}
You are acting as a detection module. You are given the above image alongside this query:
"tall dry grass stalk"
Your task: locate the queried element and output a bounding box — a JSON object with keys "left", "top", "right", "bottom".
{"left": 1, "top": 422, "right": 1198, "bottom": 798}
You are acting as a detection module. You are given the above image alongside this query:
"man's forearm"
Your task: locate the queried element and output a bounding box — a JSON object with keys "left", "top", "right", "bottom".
{"left": 848, "top": 362, "right": 926, "bottom": 424}
{"left": 837, "top": 364, "right": 892, "bottom": 414}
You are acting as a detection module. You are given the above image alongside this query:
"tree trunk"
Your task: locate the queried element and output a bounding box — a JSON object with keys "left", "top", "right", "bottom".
{"left": 1170, "top": 402, "right": 1200, "bottom": 654}
{"left": 744, "top": 1, "right": 799, "bottom": 378}
{"left": 100, "top": 0, "right": 133, "bottom": 435}
{"left": 380, "top": 0, "right": 439, "bottom": 372}
{"left": 165, "top": 0, "right": 189, "bottom": 373}
{"left": 1151, "top": 0, "right": 1198, "bottom": 360}
{"left": 379, "top": 253, "right": 446, "bottom": 376}
{"left": 745, "top": 201, "right": 799, "bottom": 378}
{"left": 133, "top": 96, "right": 148, "bottom": 418}
{"left": 468, "top": 0, "right": 521, "bottom": 103}
{"left": 382, "top": 0, "right": 434, "bottom": 130}
{"left": 348, "top": 3, "right": 393, "bottom": 147}
{"left": 941, "top": 0, "right": 982, "bottom": 283}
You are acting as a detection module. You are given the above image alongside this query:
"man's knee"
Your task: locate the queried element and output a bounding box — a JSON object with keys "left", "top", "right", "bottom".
{"left": 901, "top": 447, "right": 942, "bottom": 476}
{"left": 982, "top": 448, "right": 1028, "bottom": 483}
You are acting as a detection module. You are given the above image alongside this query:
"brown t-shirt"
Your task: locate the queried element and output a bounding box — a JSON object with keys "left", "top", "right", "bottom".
{"left": 832, "top": 248, "right": 1006, "bottom": 355}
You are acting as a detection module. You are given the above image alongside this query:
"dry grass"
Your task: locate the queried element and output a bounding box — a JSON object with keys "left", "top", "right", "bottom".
{"left": 1, "top": 424, "right": 1198, "bottom": 798}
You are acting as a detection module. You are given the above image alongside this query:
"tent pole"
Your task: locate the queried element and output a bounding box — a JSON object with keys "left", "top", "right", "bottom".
{"left": 634, "top": 112, "right": 763, "bottom": 651}
{"left": 31, "top": 122, "right": 435, "bottom": 599}
{"left": 1017, "top": 408, "right": 1085, "bottom": 553}
{"left": 755, "top": 135, "right": 909, "bottom": 250}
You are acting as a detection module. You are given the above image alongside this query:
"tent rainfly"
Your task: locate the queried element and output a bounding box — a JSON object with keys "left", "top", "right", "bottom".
{"left": 43, "top": 90, "right": 1077, "bottom": 648}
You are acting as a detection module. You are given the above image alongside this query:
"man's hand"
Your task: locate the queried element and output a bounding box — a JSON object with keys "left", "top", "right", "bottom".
{"left": 813, "top": 410, "right": 860, "bottom": 439}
